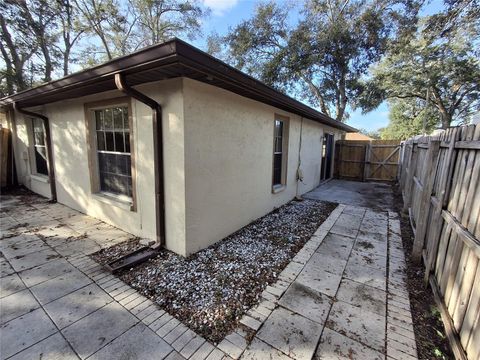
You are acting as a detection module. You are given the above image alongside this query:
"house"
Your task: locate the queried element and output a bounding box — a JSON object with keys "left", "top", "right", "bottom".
{"left": 345, "top": 132, "right": 373, "bottom": 141}
{"left": 0, "top": 39, "right": 355, "bottom": 256}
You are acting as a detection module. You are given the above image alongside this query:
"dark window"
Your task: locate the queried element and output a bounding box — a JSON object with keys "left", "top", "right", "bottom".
{"left": 94, "top": 106, "right": 132, "bottom": 197}
{"left": 273, "top": 119, "right": 284, "bottom": 186}
{"left": 32, "top": 118, "right": 48, "bottom": 175}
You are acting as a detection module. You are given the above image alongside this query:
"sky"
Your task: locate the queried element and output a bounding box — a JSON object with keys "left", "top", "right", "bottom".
{"left": 194, "top": 0, "right": 446, "bottom": 132}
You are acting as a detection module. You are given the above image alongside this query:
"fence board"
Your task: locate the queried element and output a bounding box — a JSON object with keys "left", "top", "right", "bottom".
{"left": 399, "top": 123, "right": 479, "bottom": 360}
{"left": 335, "top": 140, "right": 400, "bottom": 182}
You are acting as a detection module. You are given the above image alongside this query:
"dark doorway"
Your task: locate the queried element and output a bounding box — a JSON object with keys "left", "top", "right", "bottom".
{"left": 320, "top": 133, "right": 334, "bottom": 181}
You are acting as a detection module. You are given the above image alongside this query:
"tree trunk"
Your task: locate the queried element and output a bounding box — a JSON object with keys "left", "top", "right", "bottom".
{"left": 440, "top": 112, "right": 452, "bottom": 129}
{"left": 63, "top": 49, "right": 70, "bottom": 76}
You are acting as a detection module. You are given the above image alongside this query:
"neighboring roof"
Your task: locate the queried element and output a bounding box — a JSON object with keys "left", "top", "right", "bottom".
{"left": 345, "top": 132, "right": 373, "bottom": 141}
{"left": 0, "top": 38, "right": 356, "bottom": 132}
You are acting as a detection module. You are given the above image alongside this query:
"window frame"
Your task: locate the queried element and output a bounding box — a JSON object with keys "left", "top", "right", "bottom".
{"left": 271, "top": 114, "right": 289, "bottom": 192}
{"left": 84, "top": 97, "right": 137, "bottom": 211}
{"left": 27, "top": 117, "right": 49, "bottom": 178}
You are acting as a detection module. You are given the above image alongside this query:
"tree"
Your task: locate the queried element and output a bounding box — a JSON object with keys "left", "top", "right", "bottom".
{"left": 380, "top": 98, "right": 440, "bottom": 140}
{"left": 73, "top": 0, "right": 131, "bottom": 61}
{"left": 425, "top": 0, "right": 479, "bottom": 38}
{"left": 130, "top": 0, "right": 207, "bottom": 48}
{"left": 215, "top": 0, "right": 420, "bottom": 122}
{"left": 362, "top": 2, "right": 480, "bottom": 129}
{"left": 0, "top": 2, "right": 40, "bottom": 93}
{"left": 17, "top": 0, "right": 61, "bottom": 82}
{"left": 55, "top": 0, "right": 86, "bottom": 76}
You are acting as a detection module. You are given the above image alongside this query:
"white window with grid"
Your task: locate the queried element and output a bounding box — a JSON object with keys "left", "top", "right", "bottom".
{"left": 93, "top": 106, "right": 132, "bottom": 197}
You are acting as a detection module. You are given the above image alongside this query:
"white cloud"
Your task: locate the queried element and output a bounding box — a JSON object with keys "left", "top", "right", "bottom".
{"left": 202, "top": 0, "right": 239, "bottom": 16}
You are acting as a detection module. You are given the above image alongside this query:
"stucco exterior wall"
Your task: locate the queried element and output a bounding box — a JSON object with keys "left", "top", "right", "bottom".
{"left": 9, "top": 76, "right": 344, "bottom": 257}
{"left": 182, "top": 78, "right": 343, "bottom": 255}
{"left": 11, "top": 78, "right": 186, "bottom": 254}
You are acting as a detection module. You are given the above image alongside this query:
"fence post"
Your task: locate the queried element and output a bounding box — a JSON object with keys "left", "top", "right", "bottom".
{"left": 412, "top": 139, "right": 441, "bottom": 263}
{"left": 403, "top": 142, "right": 418, "bottom": 213}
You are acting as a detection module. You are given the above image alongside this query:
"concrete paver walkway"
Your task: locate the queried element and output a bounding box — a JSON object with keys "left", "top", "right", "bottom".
{"left": 235, "top": 203, "right": 417, "bottom": 360}
{"left": 1, "top": 188, "right": 417, "bottom": 360}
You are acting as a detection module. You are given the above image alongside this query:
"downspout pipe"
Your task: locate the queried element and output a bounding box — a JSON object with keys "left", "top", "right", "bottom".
{"left": 114, "top": 73, "right": 165, "bottom": 247}
{"left": 13, "top": 103, "right": 57, "bottom": 202}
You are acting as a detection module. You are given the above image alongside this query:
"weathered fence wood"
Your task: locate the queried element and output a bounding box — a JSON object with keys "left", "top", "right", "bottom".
{"left": 403, "top": 143, "right": 418, "bottom": 213}
{"left": 399, "top": 123, "right": 480, "bottom": 360}
{"left": 334, "top": 140, "right": 400, "bottom": 182}
{"left": 411, "top": 139, "right": 440, "bottom": 262}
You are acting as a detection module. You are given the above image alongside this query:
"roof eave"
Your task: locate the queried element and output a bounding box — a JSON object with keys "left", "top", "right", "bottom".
{"left": 0, "top": 38, "right": 357, "bottom": 133}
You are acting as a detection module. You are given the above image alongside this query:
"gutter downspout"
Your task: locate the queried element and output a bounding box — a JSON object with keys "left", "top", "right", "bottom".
{"left": 114, "top": 73, "right": 165, "bottom": 247}
{"left": 13, "top": 103, "right": 57, "bottom": 202}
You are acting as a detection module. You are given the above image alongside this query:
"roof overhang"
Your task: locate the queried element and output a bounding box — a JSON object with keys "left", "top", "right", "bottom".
{"left": 0, "top": 38, "right": 356, "bottom": 132}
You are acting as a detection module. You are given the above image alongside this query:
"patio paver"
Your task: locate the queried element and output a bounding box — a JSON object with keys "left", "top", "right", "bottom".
{"left": 1, "top": 185, "right": 417, "bottom": 360}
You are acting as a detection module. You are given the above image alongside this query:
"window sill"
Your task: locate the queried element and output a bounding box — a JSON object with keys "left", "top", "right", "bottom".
{"left": 92, "top": 192, "right": 134, "bottom": 211}
{"left": 30, "top": 174, "right": 49, "bottom": 183}
{"left": 272, "top": 184, "right": 286, "bottom": 194}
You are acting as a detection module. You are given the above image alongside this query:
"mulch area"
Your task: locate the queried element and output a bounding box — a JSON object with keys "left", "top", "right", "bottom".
{"left": 92, "top": 198, "right": 336, "bottom": 343}
{"left": 393, "top": 187, "right": 454, "bottom": 359}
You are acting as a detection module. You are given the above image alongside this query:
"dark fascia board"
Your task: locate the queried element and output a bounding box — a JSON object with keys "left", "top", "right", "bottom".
{"left": 0, "top": 38, "right": 357, "bottom": 132}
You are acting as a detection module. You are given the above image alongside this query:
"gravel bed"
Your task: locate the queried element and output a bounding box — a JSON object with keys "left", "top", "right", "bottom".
{"left": 93, "top": 198, "right": 336, "bottom": 343}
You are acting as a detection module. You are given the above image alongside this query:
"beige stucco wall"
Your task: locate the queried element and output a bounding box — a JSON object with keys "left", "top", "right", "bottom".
{"left": 9, "top": 76, "right": 344, "bottom": 257}
{"left": 11, "top": 78, "right": 186, "bottom": 255}
{"left": 182, "top": 78, "right": 343, "bottom": 255}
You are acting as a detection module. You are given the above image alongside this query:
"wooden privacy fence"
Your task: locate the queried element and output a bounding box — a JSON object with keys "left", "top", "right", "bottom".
{"left": 399, "top": 123, "right": 480, "bottom": 360}
{"left": 335, "top": 140, "right": 401, "bottom": 182}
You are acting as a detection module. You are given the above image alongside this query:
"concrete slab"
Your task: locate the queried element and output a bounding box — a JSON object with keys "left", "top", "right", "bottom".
{"left": 62, "top": 301, "right": 138, "bottom": 359}
{"left": 357, "top": 229, "right": 387, "bottom": 243}
{"left": 296, "top": 264, "right": 343, "bottom": 298}
{"left": 329, "top": 224, "right": 359, "bottom": 238}
{"left": 0, "top": 308, "right": 58, "bottom": 358}
{"left": 256, "top": 307, "right": 322, "bottom": 359}
{"left": 305, "top": 252, "right": 347, "bottom": 276}
{"left": 44, "top": 283, "right": 113, "bottom": 329}
{"left": 354, "top": 238, "right": 388, "bottom": 257}
{"left": 241, "top": 338, "right": 291, "bottom": 360}
{"left": 30, "top": 269, "right": 92, "bottom": 305}
{"left": 8, "top": 248, "right": 61, "bottom": 272}
{"left": 0, "top": 257, "right": 15, "bottom": 277}
{"left": 348, "top": 248, "right": 387, "bottom": 271}
{"left": 88, "top": 323, "right": 172, "bottom": 360}
{"left": 0, "top": 272, "right": 26, "bottom": 298}
{"left": 0, "top": 234, "right": 37, "bottom": 250}
{"left": 8, "top": 332, "right": 80, "bottom": 360}
{"left": 315, "top": 328, "right": 384, "bottom": 360}
{"left": 54, "top": 239, "right": 101, "bottom": 256}
{"left": 18, "top": 258, "right": 77, "bottom": 287}
{"left": 304, "top": 180, "right": 394, "bottom": 211}
{"left": 334, "top": 213, "right": 363, "bottom": 230}
{"left": 278, "top": 281, "right": 332, "bottom": 325}
{"left": 326, "top": 300, "right": 386, "bottom": 352}
{"left": 344, "top": 260, "right": 386, "bottom": 291}
{"left": 316, "top": 233, "right": 354, "bottom": 261}
{"left": 342, "top": 206, "right": 366, "bottom": 217}
{"left": 1, "top": 237, "right": 49, "bottom": 259}
{"left": 335, "top": 279, "right": 386, "bottom": 316}
{"left": 0, "top": 288, "right": 40, "bottom": 324}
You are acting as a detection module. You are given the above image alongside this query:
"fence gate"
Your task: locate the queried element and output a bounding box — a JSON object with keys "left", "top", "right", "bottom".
{"left": 334, "top": 140, "right": 401, "bottom": 182}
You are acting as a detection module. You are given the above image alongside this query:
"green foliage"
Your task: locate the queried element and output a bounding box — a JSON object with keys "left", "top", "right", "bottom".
{"left": 212, "top": 0, "right": 420, "bottom": 122}
{"left": 0, "top": 0, "right": 208, "bottom": 94}
{"left": 379, "top": 98, "right": 439, "bottom": 140}
{"left": 362, "top": 0, "right": 480, "bottom": 128}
